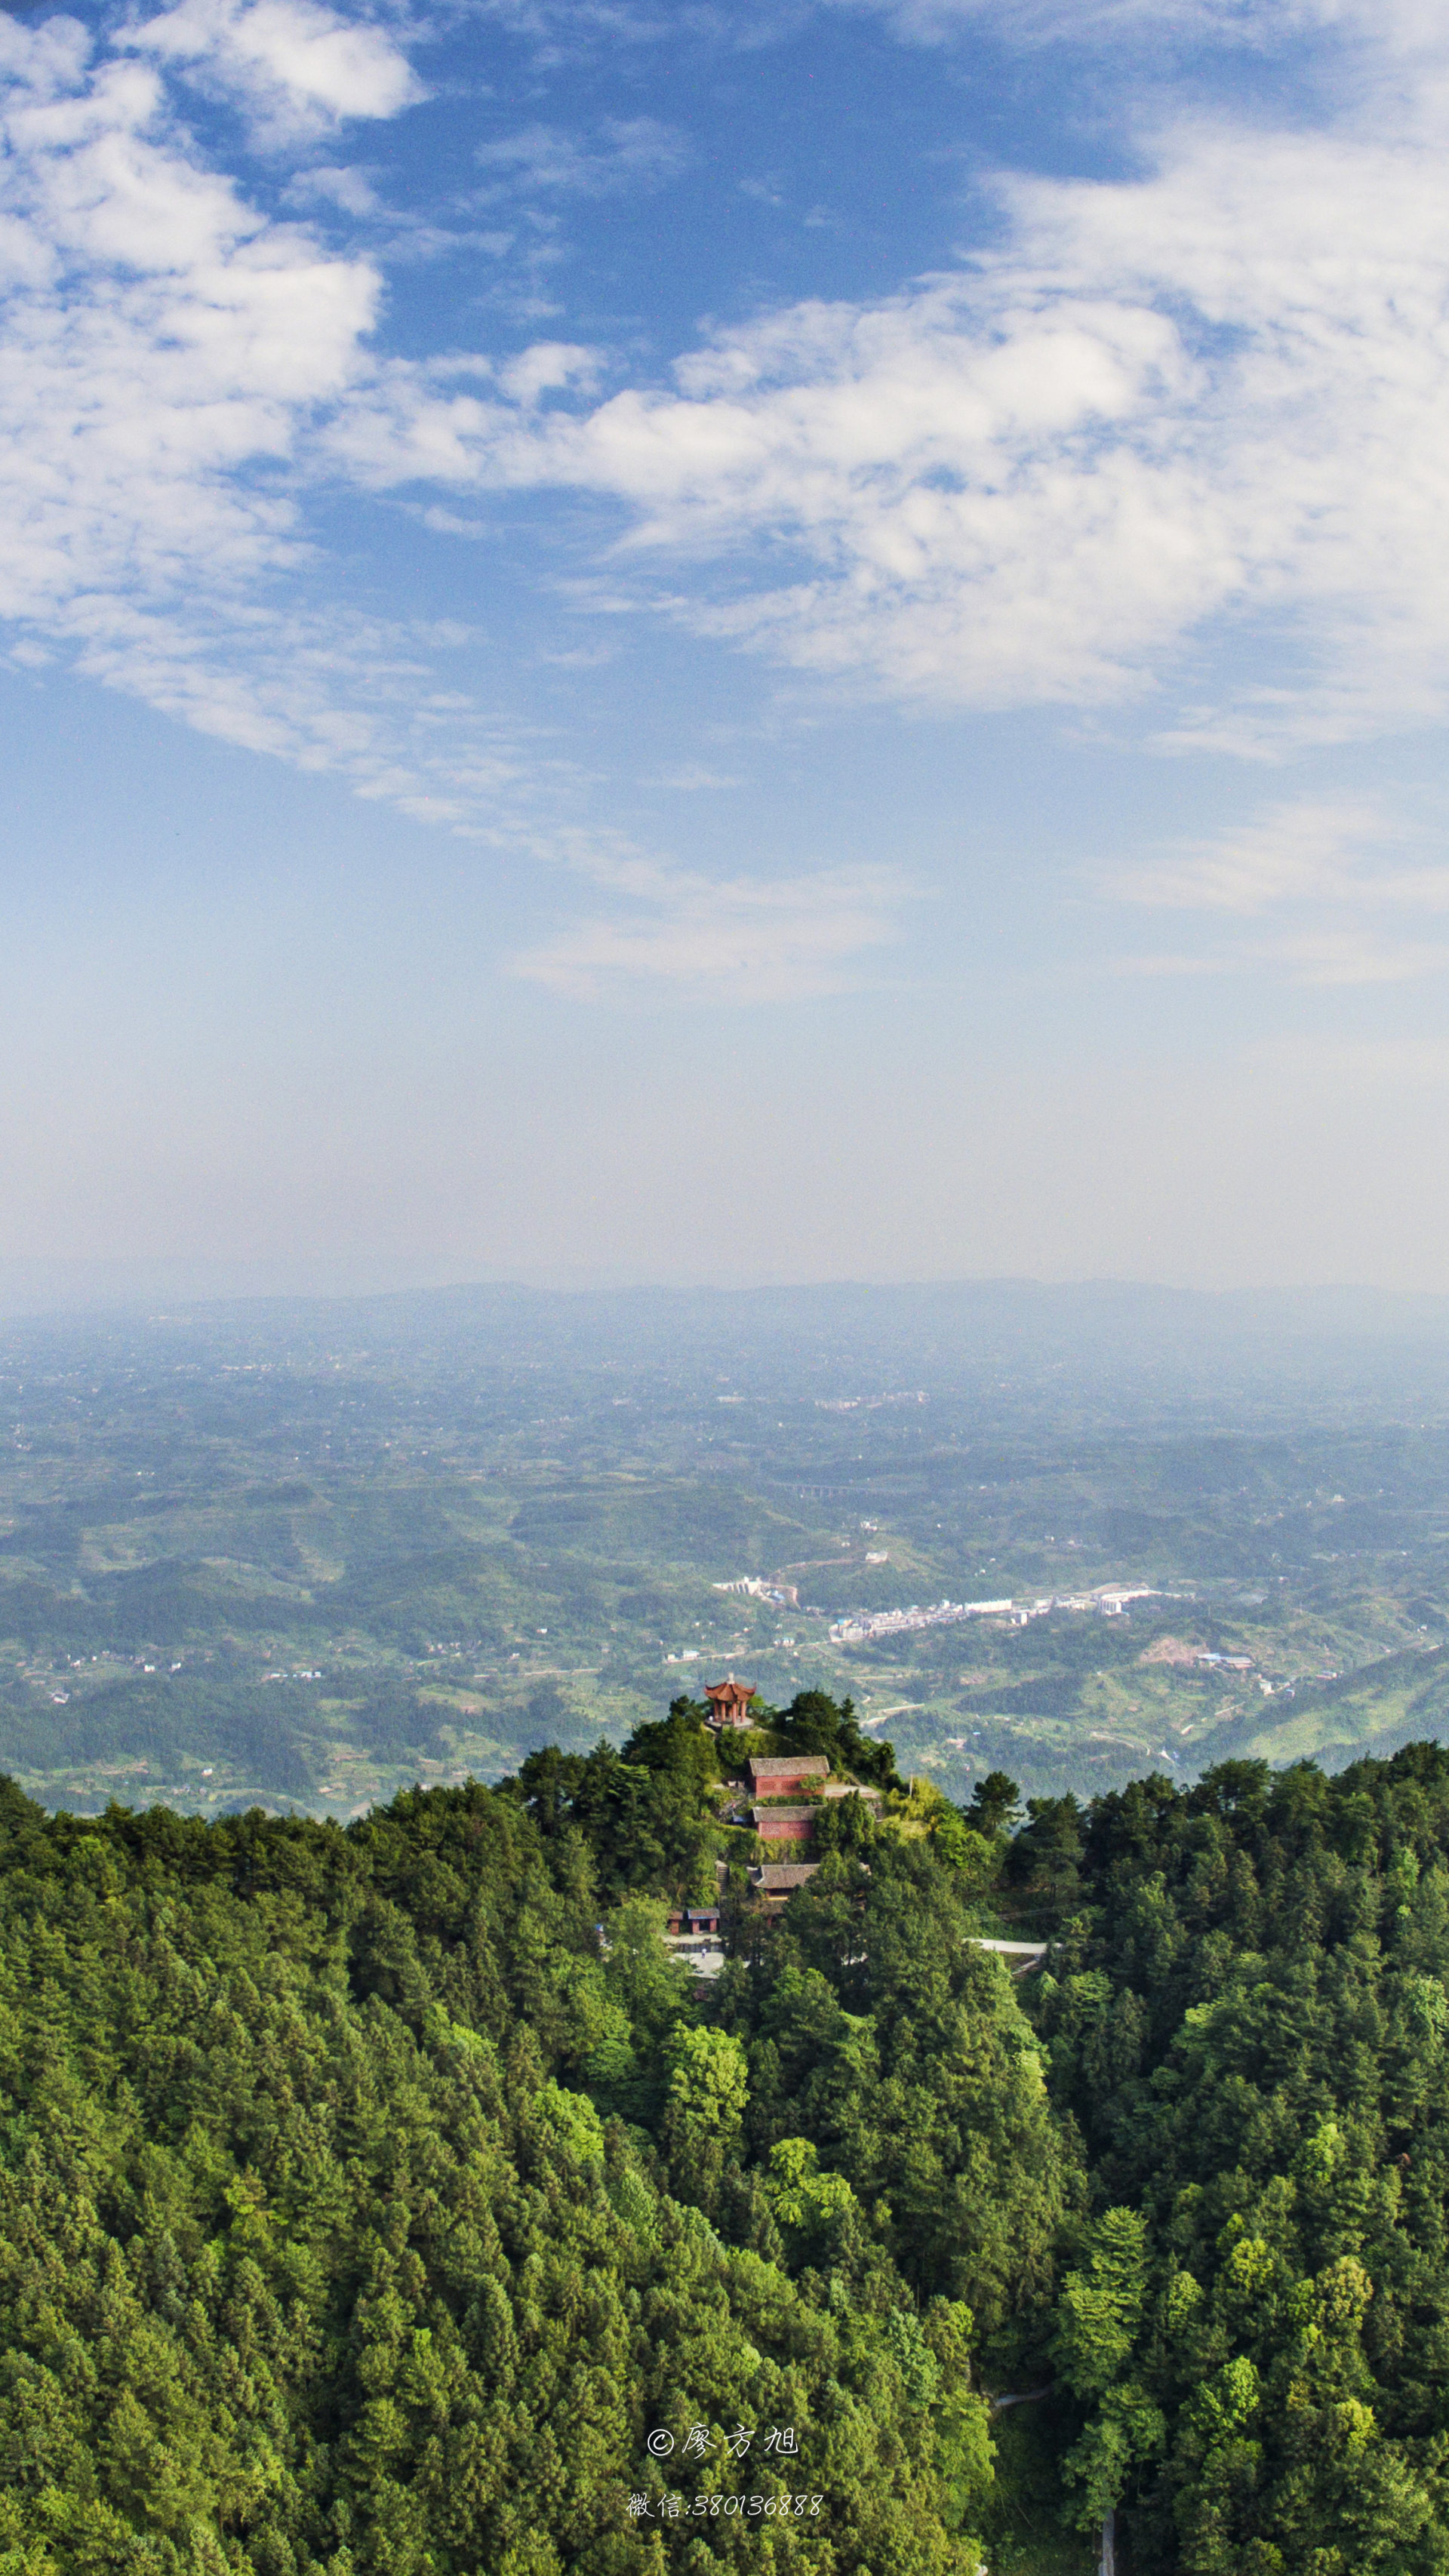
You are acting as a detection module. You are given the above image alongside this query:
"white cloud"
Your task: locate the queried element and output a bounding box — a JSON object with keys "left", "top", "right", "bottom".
{"left": 0, "top": 8, "right": 512, "bottom": 817}
{"left": 0, "top": 11, "right": 882, "bottom": 984}
{"left": 1103, "top": 797, "right": 1449, "bottom": 982}
{"left": 833, "top": 0, "right": 1220, "bottom": 38}
{"left": 0, "top": 20, "right": 379, "bottom": 619}
{"left": 468, "top": 0, "right": 675, "bottom": 41}
{"left": 467, "top": 0, "right": 811, "bottom": 54}
{"left": 835, "top": 0, "right": 1441, "bottom": 56}
{"left": 499, "top": 340, "right": 602, "bottom": 404}
{"left": 124, "top": 0, "right": 423, "bottom": 141}
{"left": 331, "top": 278, "right": 1223, "bottom": 718}
{"left": 474, "top": 117, "right": 689, "bottom": 198}
{"left": 312, "top": 23, "right": 1449, "bottom": 748}
{"left": 60, "top": 590, "right": 534, "bottom": 813}
{"left": 286, "top": 161, "right": 382, "bottom": 213}
{"left": 1101, "top": 801, "right": 1423, "bottom": 915}
{"left": 8, "top": 0, "right": 1449, "bottom": 953}
{"left": 510, "top": 851, "right": 904, "bottom": 997}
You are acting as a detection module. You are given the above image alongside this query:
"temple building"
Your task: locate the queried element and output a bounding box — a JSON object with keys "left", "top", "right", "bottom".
{"left": 703, "top": 1677, "right": 755, "bottom": 1730}
{"left": 747, "top": 1753, "right": 829, "bottom": 1798}
{"left": 751, "top": 1803, "right": 819, "bottom": 1845}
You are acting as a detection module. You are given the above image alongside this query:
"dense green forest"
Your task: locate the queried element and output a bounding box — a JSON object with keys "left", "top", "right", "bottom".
{"left": 4, "top": 1685, "right": 1449, "bottom": 2571}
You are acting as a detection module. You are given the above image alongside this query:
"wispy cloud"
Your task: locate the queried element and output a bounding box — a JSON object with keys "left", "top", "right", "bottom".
{"left": 468, "top": 0, "right": 813, "bottom": 56}
{"left": 511, "top": 851, "right": 906, "bottom": 997}
{"left": 474, "top": 117, "right": 690, "bottom": 198}
{"left": 638, "top": 764, "right": 742, "bottom": 788}
{"left": 835, "top": 0, "right": 1439, "bottom": 57}
{"left": 1100, "top": 801, "right": 1423, "bottom": 915}
{"left": 1103, "top": 798, "right": 1449, "bottom": 983}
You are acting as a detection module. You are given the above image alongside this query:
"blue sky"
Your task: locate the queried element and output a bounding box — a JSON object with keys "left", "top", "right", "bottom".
{"left": 5, "top": 0, "right": 1449, "bottom": 1293}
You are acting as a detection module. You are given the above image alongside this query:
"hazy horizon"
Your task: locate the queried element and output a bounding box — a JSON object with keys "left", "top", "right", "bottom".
{"left": 19, "top": 1260, "right": 1449, "bottom": 1314}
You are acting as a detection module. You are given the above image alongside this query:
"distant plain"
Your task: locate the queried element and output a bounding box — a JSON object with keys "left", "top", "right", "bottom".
{"left": 4, "top": 1280, "right": 1449, "bottom": 1815}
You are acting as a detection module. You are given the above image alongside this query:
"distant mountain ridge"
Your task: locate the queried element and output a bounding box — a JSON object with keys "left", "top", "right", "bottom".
{"left": 9, "top": 1271, "right": 1449, "bottom": 1373}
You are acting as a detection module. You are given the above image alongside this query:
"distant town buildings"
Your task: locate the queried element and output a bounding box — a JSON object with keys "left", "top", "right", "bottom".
{"left": 1141, "top": 1636, "right": 1257, "bottom": 1674}
{"left": 831, "top": 1584, "right": 1168, "bottom": 1644}
{"left": 814, "top": 1391, "right": 925, "bottom": 1412}
{"left": 829, "top": 1599, "right": 1012, "bottom": 1644}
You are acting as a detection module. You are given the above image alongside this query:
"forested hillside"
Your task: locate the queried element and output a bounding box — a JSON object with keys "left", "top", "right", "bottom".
{"left": 1034, "top": 1742, "right": 1449, "bottom": 2571}
{"left": 2, "top": 1693, "right": 1449, "bottom": 2571}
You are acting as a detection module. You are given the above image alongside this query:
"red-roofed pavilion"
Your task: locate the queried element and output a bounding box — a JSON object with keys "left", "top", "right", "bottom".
{"left": 704, "top": 1678, "right": 754, "bottom": 1730}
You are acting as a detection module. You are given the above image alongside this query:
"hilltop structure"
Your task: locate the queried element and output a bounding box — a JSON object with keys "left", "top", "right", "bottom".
{"left": 746, "top": 1753, "right": 829, "bottom": 1797}
{"left": 703, "top": 1677, "right": 754, "bottom": 1730}
{"left": 663, "top": 1895, "right": 724, "bottom": 1936}
{"left": 747, "top": 1860, "right": 820, "bottom": 1915}
{"left": 752, "top": 1803, "right": 820, "bottom": 1845}
{"left": 740, "top": 1752, "right": 883, "bottom": 1845}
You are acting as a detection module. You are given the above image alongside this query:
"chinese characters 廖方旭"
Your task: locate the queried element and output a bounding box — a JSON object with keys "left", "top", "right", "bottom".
{"left": 645, "top": 2426, "right": 798, "bottom": 2460}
